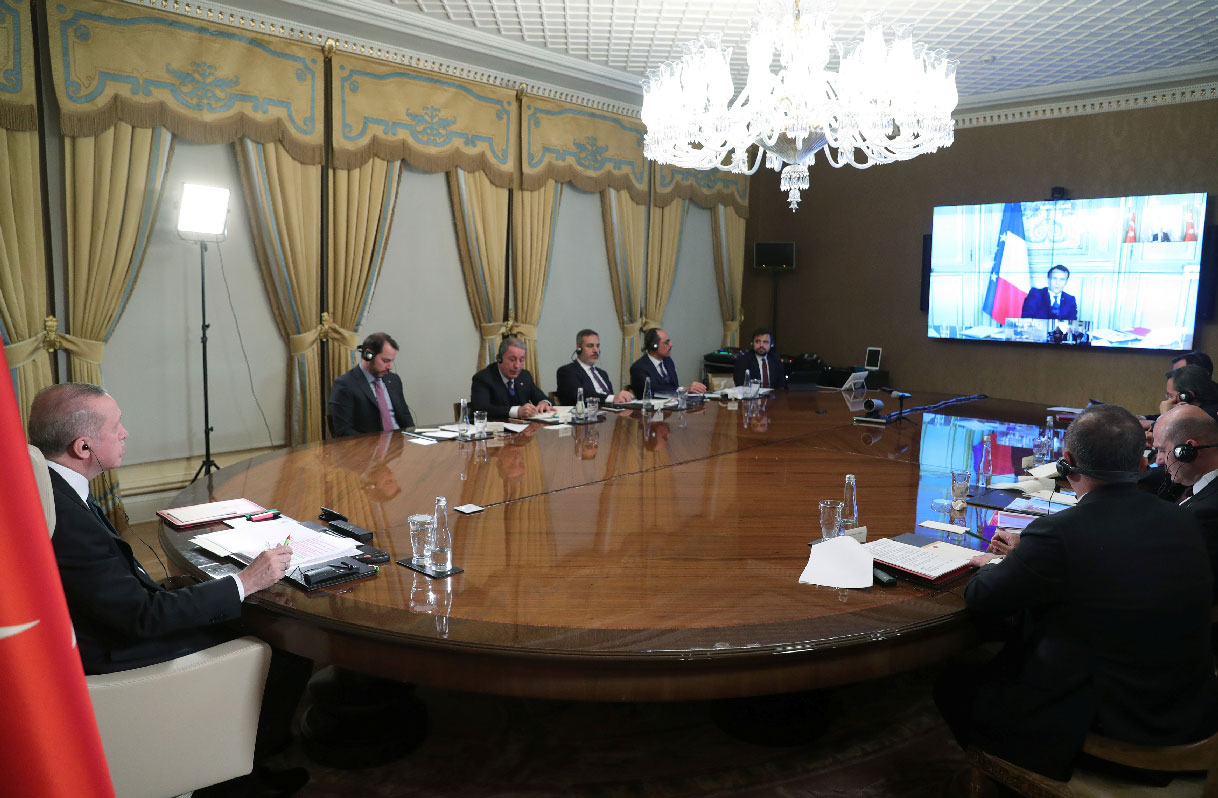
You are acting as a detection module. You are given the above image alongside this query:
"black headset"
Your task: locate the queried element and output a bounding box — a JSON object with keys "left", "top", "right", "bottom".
{"left": 359, "top": 332, "right": 397, "bottom": 362}
{"left": 1172, "top": 442, "right": 1218, "bottom": 462}
{"left": 1178, "top": 389, "right": 1197, "bottom": 404}
{"left": 1055, "top": 458, "right": 1143, "bottom": 482}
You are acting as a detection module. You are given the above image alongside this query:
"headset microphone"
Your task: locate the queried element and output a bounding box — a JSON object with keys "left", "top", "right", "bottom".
{"left": 1172, "top": 442, "right": 1218, "bottom": 463}
{"left": 1054, "top": 458, "right": 1143, "bottom": 482}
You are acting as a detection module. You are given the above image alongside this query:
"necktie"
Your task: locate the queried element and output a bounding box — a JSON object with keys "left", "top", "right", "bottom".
{"left": 508, "top": 378, "right": 516, "bottom": 397}
{"left": 760, "top": 357, "right": 770, "bottom": 388}
{"left": 658, "top": 360, "right": 668, "bottom": 381}
{"left": 374, "top": 379, "right": 394, "bottom": 431}
{"left": 1051, "top": 295, "right": 1060, "bottom": 315}
{"left": 88, "top": 494, "right": 118, "bottom": 535}
{"left": 590, "top": 367, "right": 609, "bottom": 395}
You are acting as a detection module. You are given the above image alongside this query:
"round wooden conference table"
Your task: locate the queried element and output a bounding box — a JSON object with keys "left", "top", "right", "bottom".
{"left": 161, "top": 390, "right": 1050, "bottom": 702}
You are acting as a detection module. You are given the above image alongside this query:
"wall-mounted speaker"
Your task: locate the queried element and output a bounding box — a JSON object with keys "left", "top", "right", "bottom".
{"left": 754, "top": 241, "right": 796, "bottom": 271}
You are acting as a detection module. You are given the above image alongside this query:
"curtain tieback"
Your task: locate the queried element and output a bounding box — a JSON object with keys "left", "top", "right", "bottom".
{"left": 478, "top": 321, "right": 538, "bottom": 340}
{"left": 289, "top": 312, "right": 358, "bottom": 356}
{"left": 3, "top": 316, "right": 104, "bottom": 367}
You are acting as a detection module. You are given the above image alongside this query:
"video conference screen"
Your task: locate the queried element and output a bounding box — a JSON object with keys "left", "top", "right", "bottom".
{"left": 927, "top": 193, "right": 1209, "bottom": 350}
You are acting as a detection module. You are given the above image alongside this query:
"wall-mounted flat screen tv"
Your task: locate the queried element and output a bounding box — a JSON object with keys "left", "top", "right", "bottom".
{"left": 927, "top": 193, "right": 1208, "bottom": 350}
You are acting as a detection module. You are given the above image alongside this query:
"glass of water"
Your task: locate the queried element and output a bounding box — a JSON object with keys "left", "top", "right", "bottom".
{"left": 748, "top": 378, "right": 761, "bottom": 398}
{"left": 473, "top": 410, "right": 488, "bottom": 436}
{"left": 585, "top": 397, "right": 599, "bottom": 419}
{"left": 950, "top": 469, "right": 971, "bottom": 500}
{"left": 407, "top": 513, "right": 433, "bottom": 567}
{"left": 819, "top": 499, "right": 844, "bottom": 540}
{"left": 675, "top": 386, "right": 688, "bottom": 409}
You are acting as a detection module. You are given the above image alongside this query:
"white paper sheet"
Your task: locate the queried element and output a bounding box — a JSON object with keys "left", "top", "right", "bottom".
{"left": 799, "top": 536, "right": 874, "bottom": 589}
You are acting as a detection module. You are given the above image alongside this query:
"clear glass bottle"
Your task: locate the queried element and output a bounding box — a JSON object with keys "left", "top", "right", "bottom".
{"left": 744, "top": 368, "right": 751, "bottom": 395}
{"left": 980, "top": 434, "right": 994, "bottom": 490}
{"left": 575, "top": 386, "right": 585, "bottom": 420}
{"left": 431, "top": 496, "right": 452, "bottom": 573}
{"left": 458, "top": 397, "right": 469, "bottom": 436}
{"left": 1044, "top": 414, "right": 1056, "bottom": 458}
{"left": 842, "top": 474, "right": 858, "bottom": 530}
{"left": 642, "top": 376, "right": 653, "bottom": 405}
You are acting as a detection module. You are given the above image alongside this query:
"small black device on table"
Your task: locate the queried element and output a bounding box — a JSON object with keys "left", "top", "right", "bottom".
{"left": 318, "top": 507, "right": 389, "bottom": 562}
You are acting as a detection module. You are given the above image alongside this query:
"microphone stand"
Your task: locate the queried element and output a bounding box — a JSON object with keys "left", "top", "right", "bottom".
{"left": 894, "top": 392, "right": 913, "bottom": 424}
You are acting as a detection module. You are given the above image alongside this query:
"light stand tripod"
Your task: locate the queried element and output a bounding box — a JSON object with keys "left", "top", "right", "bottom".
{"left": 191, "top": 241, "right": 220, "bottom": 482}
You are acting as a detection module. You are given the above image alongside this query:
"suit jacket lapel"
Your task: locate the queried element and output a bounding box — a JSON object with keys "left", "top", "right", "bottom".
{"left": 1190, "top": 476, "right": 1218, "bottom": 505}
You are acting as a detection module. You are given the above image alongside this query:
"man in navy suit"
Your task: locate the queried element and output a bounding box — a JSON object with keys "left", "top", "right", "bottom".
{"left": 470, "top": 336, "right": 553, "bottom": 419}
{"left": 31, "top": 383, "right": 310, "bottom": 795}
{"left": 328, "top": 331, "right": 415, "bottom": 436}
{"left": 629, "top": 328, "right": 707, "bottom": 398}
{"left": 1020, "top": 265, "right": 1078, "bottom": 321}
{"left": 939, "top": 404, "right": 1218, "bottom": 779}
{"left": 1151, "top": 404, "right": 1218, "bottom": 600}
{"left": 733, "top": 327, "right": 787, "bottom": 389}
{"left": 555, "top": 328, "right": 634, "bottom": 405}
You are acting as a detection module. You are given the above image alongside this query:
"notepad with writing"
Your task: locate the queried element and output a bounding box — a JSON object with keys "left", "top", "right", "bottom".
{"left": 864, "top": 538, "right": 974, "bottom": 584}
{"left": 158, "top": 497, "right": 265, "bottom": 528}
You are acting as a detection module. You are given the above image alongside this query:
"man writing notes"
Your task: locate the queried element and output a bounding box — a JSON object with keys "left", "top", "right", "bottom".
{"left": 555, "top": 328, "right": 633, "bottom": 405}
{"left": 471, "top": 336, "right": 553, "bottom": 419}
{"left": 936, "top": 404, "right": 1218, "bottom": 780}
{"left": 30, "top": 383, "right": 309, "bottom": 796}
{"left": 1020, "top": 264, "right": 1078, "bottom": 321}
{"left": 629, "top": 328, "right": 707, "bottom": 397}
{"left": 328, "top": 332, "right": 415, "bottom": 436}
{"left": 733, "top": 327, "right": 786, "bottom": 389}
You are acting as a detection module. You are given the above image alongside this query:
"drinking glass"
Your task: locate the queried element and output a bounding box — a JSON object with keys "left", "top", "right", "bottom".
{"left": 473, "top": 410, "right": 488, "bottom": 436}
{"left": 748, "top": 378, "right": 761, "bottom": 398}
{"left": 819, "top": 499, "right": 844, "bottom": 540}
{"left": 585, "top": 397, "right": 599, "bottom": 418}
{"left": 950, "top": 469, "right": 971, "bottom": 500}
{"left": 675, "top": 386, "right": 688, "bottom": 409}
{"left": 407, "top": 513, "right": 433, "bottom": 567}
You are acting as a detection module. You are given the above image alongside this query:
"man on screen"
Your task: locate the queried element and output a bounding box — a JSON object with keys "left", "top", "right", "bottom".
{"left": 1020, "top": 265, "right": 1078, "bottom": 321}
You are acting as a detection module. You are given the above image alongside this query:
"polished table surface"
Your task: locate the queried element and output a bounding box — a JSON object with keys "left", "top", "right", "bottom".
{"left": 162, "top": 391, "right": 1053, "bottom": 701}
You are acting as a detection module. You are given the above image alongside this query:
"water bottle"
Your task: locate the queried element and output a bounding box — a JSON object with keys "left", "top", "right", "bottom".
{"left": 575, "top": 386, "right": 585, "bottom": 420}
{"left": 642, "top": 376, "right": 653, "bottom": 406}
{"left": 458, "top": 398, "right": 469, "bottom": 436}
{"left": 744, "top": 368, "right": 751, "bottom": 397}
{"left": 431, "top": 496, "right": 452, "bottom": 573}
{"left": 980, "top": 434, "right": 994, "bottom": 491}
{"left": 842, "top": 474, "right": 858, "bottom": 530}
{"left": 1044, "top": 414, "right": 1056, "bottom": 458}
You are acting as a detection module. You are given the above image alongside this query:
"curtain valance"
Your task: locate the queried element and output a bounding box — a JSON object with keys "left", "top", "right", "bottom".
{"left": 331, "top": 53, "right": 516, "bottom": 185}
{"left": 521, "top": 95, "right": 648, "bottom": 203}
{"left": 0, "top": 0, "right": 37, "bottom": 131}
{"left": 652, "top": 164, "right": 750, "bottom": 218}
{"left": 46, "top": 0, "right": 323, "bottom": 164}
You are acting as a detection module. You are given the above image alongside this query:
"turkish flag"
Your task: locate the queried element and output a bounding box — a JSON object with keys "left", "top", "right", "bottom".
{"left": 0, "top": 351, "right": 114, "bottom": 795}
{"left": 1125, "top": 209, "right": 1138, "bottom": 243}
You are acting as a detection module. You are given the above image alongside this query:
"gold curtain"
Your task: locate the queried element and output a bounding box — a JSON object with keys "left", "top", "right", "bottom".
{"left": 330, "top": 53, "right": 516, "bottom": 184}
{"left": 448, "top": 167, "right": 510, "bottom": 370}
{"left": 520, "top": 95, "right": 648, "bottom": 203}
{"left": 46, "top": 0, "right": 323, "bottom": 164}
{"left": 326, "top": 158, "right": 403, "bottom": 389}
{"left": 236, "top": 138, "right": 323, "bottom": 445}
{"left": 711, "top": 204, "right": 748, "bottom": 347}
{"left": 63, "top": 122, "right": 175, "bottom": 525}
{"left": 652, "top": 163, "right": 750, "bottom": 218}
{"left": 599, "top": 188, "right": 647, "bottom": 389}
{"left": 643, "top": 197, "right": 688, "bottom": 333}
{"left": 510, "top": 181, "right": 563, "bottom": 379}
{"left": 1, "top": 0, "right": 51, "bottom": 427}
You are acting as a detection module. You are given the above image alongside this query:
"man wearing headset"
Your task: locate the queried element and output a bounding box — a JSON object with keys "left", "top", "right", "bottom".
{"left": 555, "top": 328, "right": 633, "bottom": 405}
{"left": 938, "top": 403, "right": 1217, "bottom": 781}
{"left": 30, "top": 383, "right": 310, "bottom": 795}
{"left": 1152, "top": 404, "right": 1218, "bottom": 598}
{"left": 470, "top": 335, "right": 553, "bottom": 419}
{"left": 629, "top": 328, "right": 707, "bottom": 398}
{"left": 732, "top": 327, "right": 786, "bottom": 389}
{"left": 328, "top": 331, "right": 415, "bottom": 436}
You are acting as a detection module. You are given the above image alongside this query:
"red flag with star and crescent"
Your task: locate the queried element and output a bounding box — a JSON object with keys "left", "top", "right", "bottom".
{"left": 0, "top": 349, "right": 114, "bottom": 796}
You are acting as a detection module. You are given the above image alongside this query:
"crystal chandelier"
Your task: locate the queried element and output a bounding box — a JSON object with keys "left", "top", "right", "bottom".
{"left": 641, "top": 0, "right": 959, "bottom": 211}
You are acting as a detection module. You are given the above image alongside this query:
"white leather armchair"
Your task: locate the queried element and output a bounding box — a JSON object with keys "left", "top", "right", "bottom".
{"left": 29, "top": 444, "right": 272, "bottom": 798}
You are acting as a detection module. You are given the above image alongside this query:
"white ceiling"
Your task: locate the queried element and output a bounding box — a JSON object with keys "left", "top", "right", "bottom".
{"left": 198, "top": 0, "right": 1218, "bottom": 112}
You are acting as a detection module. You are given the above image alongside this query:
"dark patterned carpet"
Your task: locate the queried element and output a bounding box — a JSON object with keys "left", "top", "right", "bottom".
{"left": 273, "top": 667, "right": 972, "bottom": 797}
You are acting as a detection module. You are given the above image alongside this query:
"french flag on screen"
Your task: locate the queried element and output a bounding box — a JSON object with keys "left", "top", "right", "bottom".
{"left": 982, "top": 202, "right": 1031, "bottom": 324}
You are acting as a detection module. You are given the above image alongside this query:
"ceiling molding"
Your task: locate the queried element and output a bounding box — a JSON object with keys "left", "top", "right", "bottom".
{"left": 955, "top": 81, "right": 1218, "bottom": 130}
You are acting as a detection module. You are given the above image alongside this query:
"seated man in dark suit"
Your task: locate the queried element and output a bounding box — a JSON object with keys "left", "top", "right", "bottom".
{"left": 1160, "top": 364, "right": 1218, "bottom": 420}
{"left": 1020, "top": 264, "right": 1078, "bottom": 321}
{"left": 937, "top": 403, "right": 1218, "bottom": 780}
{"left": 555, "top": 328, "right": 633, "bottom": 405}
{"left": 732, "top": 327, "right": 787, "bottom": 389}
{"left": 629, "top": 328, "right": 707, "bottom": 398}
{"left": 1152, "top": 404, "right": 1218, "bottom": 600}
{"left": 470, "top": 336, "right": 553, "bottom": 419}
{"left": 30, "top": 383, "right": 310, "bottom": 796}
{"left": 1172, "top": 350, "right": 1214, "bottom": 376}
{"left": 328, "top": 331, "right": 415, "bottom": 436}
